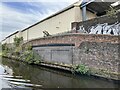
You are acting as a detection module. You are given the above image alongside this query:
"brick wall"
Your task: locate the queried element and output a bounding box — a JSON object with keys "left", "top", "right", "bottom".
{"left": 28, "top": 33, "right": 120, "bottom": 80}
{"left": 73, "top": 41, "right": 119, "bottom": 80}
{"left": 25, "top": 33, "right": 119, "bottom": 47}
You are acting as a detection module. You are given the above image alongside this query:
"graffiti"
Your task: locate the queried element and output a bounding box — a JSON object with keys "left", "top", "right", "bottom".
{"left": 78, "top": 22, "right": 120, "bottom": 35}
{"left": 78, "top": 25, "right": 88, "bottom": 34}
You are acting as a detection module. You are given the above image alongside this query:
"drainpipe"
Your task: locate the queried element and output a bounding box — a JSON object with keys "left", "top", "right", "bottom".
{"left": 82, "top": 6, "right": 87, "bottom": 21}
{"left": 81, "top": 0, "right": 95, "bottom": 21}
{"left": 81, "top": 0, "right": 87, "bottom": 21}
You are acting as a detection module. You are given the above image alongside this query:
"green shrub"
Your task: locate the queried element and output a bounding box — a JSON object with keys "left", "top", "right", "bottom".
{"left": 33, "top": 51, "right": 41, "bottom": 64}
{"left": 27, "top": 45, "right": 32, "bottom": 50}
{"left": 14, "top": 36, "right": 23, "bottom": 47}
{"left": 72, "top": 64, "right": 89, "bottom": 75}
{"left": 2, "top": 43, "right": 7, "bottom": 51}
{"left": 2, "top": 38, "right": 41, "bottom": 65}
{"left": 25, "top": 51, "right": 33, "bottom": 64}
{"left": 21, "top": 50, "right": 41, "bottom": 64}
{"left": 1, "top": 43, "right": 10, "bottom": 56}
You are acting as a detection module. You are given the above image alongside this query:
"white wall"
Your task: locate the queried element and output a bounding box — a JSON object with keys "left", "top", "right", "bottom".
{"left": 9, "top": 32, "right": 22, "bottom": 43}
{"left": 1, "top": 40, "right": 6, "bottom": 44}
{"left": 6, "top": 37, "right": 10, "bottom": 44}
{"left": 27, "top": 6, "right": 96, "bottom": 40}
{"left": 21, "top": 30, "right": 28, "bottom": 41}
{"left": 27, "top": 7, "right": 76, "bottom": 40}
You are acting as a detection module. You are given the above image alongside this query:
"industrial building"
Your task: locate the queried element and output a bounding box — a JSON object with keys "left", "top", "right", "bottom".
{"left": 1, "top": 0, "right": 119, "bottom": 44}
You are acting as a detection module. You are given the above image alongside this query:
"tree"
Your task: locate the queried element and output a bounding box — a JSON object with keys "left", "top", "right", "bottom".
{"left": 14, "top": 36, "right": 23, "bottom": 47}
{"left": 13, "top": 36, "right": 23, "bottom": 56}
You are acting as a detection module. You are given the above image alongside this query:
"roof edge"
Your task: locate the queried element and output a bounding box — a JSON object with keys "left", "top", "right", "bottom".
{"left": 5, "top": 31, "right": 19, "bottom": 39}
{"left": 21, "top": 1, "right": 81, "bottom": 32}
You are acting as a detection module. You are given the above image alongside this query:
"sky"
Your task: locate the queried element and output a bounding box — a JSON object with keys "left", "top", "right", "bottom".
{"left": 0, "top": 0, "right": 79, "bottom": 41}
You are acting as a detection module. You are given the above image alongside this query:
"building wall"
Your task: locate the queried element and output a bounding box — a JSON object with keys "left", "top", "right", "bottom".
{"left": 16, "top": 32, "right": 21, "bottom": 37}
{"left": 9, "top": 35, "right": 15, "bottom": 43}
{"left": 27, "top": 7, "right": 76, "bottom": 40}
{"left": 9, "top": 36, "right": 13, "bottom": 44}
{"left": 9, "top": 31, "right": 21, "bottom": 43}
{"left": 6, "top": 37, "right": 10, "bottom": 44}
{"left": 27, "top": 6, "right": 96, "bottom": 40}
{"left": 21, "top": 30, "right": 28, "bottom": 41}
{"left": 1, "top": 31, "right": 22, "bottom": 44}
{"left": 1, "top": 40, "right": 6, "bottom": 44}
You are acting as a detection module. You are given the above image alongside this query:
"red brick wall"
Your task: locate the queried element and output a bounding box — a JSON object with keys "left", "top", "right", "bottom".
{"left": 25, "top": 33, "right": 119, "bottom": 47}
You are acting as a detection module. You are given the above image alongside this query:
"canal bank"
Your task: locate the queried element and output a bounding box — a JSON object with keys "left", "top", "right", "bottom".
{"left": 1, "top": 34, "right": 120, "bottom": 81}
{"left": 0, "top": 57, "right": 120, "bottom": 88}
{"left": 27, "top": 34, "right": 120, "bottom": 81}
{"left": 2, "top": 53, "right": 120, "bottom": 83}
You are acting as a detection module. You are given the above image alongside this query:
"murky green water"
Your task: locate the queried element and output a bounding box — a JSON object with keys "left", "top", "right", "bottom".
{"left": 0, "top": 57, "right": 119, "bottom": 89}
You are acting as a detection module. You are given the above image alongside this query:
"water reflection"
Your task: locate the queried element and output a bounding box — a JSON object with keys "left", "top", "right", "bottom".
{"left": 0, "top": 58, "right": 119, "bottom": 89}
{"left": 0, "top": 63, "right": 12, "bottom": 88}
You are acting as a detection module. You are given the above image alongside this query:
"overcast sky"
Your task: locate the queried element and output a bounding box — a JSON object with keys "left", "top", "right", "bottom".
{"left": 0, "top": 0, "right": 79, "bottom": 41}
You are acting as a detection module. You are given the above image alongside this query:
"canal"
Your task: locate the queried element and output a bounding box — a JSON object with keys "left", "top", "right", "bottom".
{"left": 0, "top": 57, "right": 119, "bottom": 89}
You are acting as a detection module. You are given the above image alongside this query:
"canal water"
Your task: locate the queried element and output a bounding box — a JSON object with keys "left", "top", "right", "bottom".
{"left": 0, "top": 57, "right": 119, "bottom": 89}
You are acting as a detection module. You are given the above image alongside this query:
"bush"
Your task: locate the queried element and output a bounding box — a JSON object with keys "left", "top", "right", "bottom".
{"left": 72, "top": 64, "right": 89, "bottom": 75}
{"left": 21, "top": 50, "right": 41, "bottom": 64}
{"left": 1, "top": 43, "right": 10, "bottom": 56}
{"left": 14, "top": 36, "right": 23, "bottom": 47}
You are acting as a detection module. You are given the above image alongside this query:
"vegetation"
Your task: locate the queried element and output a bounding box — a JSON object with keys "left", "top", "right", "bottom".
{"left": 2, "top": 43, "right": 10, "bottom": 56}
{"left": 72, "top": 64, "right": 90, "bottom": 75}
{"left": 2, "top": 36, "right": 41, "bottom": 65}
{"left": 14, "top": 36, "right": 23, "bottom": 47}
{"left": 2, "top": 43, "right": 6, "bottom": 51}
{"left": 13, "top": 36, "right": 23, "bottom": 56}
{"left": 106, "top": 6, "right": 118, "bottom": 18}
{"left": 20, "top": 46, "right": 41, "bottom": 64}
{"left": 0, "top": 43, "right": 2, "bottom": 56}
